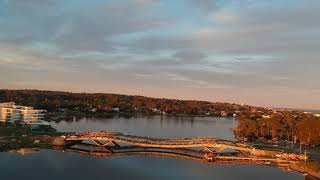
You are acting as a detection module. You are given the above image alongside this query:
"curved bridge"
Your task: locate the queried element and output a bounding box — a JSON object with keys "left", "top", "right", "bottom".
{"left": 64, "top": 131, "right": 307, "bottom": 161}
{"left": 65, "top": 131, "right": 252, "bottom": 151}
{"left": 65, "top": 146, "right": 291, "bottom": 167}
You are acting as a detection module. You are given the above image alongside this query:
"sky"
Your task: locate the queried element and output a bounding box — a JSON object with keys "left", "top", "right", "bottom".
{"left": 0, "top": 0, "right": 320, "bottom": 110}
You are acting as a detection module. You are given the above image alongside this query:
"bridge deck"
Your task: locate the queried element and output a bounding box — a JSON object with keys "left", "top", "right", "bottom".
{"left": 65, "top": 131, "right": 250, "bottom": 149}
{"left": 63, "top": 131, "right": 307, "bottom": 161}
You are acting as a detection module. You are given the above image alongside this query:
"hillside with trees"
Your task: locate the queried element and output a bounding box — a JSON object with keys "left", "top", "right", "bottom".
{"left": 0, "top": 89, "right": 250, "bottom": 116}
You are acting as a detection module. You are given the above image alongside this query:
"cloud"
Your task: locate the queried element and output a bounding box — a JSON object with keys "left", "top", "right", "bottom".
{"left": 190, "top": 0, "right": 219, "bottom": 14}
{"left": 0, "top": 0, "right": 168, "bottom": 53}
{"left": 208, "top": 9, "right": 241, "bottom": 24}
{"left": 0, "top": 0, "right": 320, "bottom": 109}
{"left": 174, "top": 50, "right": 207, "bottom": 64}
{"left": 135, "top": 0, "right": 160, "bottom": 6}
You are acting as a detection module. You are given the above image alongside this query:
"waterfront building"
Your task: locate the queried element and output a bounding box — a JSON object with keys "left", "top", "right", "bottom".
{"left": 262, "top": 115, "right": 271, "bottom": 119}
{"left": 221, "top": 111, "right": 228, "bottom": 117}
{"left": 112, "top": 107, "right": 120, "bottom": 112}
{"left": 0, "top": 102, "right": 46, "bottom": 125}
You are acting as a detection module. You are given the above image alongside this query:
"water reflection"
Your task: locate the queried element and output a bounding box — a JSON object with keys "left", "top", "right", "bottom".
{"left": 0, "top": 148, "right": 305, "bottom": 180}
{"left": 50, "top": 116, "right": 237, "bottom": 140}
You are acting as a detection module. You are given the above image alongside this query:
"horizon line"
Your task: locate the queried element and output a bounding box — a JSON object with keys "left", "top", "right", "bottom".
{"left": 1, "top": 88, "right": 319, "bottom": 112}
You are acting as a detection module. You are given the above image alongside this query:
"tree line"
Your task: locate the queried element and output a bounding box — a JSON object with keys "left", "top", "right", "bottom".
{"left": 236, "top": 110, "right": 320, "bottom": 145}
{"left": 0, "top": 89, "right": 250, "bottom": 116}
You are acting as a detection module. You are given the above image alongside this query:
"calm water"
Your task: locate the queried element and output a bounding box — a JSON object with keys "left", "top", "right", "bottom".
{"left": 50, "top": 116, "right": 237, "bottom": 140}
{"left": 0, "top": 116, "right": 304, "bottom": 180}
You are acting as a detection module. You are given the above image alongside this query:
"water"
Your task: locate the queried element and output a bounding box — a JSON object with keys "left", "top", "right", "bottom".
{"left": 50, "top": 116, "right": 237, "bottom": 140}
{"left": 0, "top": 116, "right": 304, "bottom": 180}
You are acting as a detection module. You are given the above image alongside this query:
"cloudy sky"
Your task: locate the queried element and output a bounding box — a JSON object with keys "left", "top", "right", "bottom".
{"left": 0, "top": 0, "right": 319, "bottom": 109}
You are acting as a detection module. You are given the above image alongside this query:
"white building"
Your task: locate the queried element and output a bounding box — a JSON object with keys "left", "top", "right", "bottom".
{"left": 0, "top": 102, "right": 46, "bottom": 124}
{"left": 262, "top": 115, "right": 271, "bottom": 119}
{"left": 0, "top": 102, "right": 15, "bottom": 122}
{"left": 221, "top": 111, "right": 228, "bottom": 117}
{"left": 112, "top": 107, "right": 120, "bottom": 112}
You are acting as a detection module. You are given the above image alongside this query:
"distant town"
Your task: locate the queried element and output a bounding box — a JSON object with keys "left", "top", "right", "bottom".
{"left": 0, "top": 89, "right": 319, "bottom": 146}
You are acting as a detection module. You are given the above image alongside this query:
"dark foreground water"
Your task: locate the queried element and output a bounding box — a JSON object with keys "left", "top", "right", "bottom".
{"left": 0, "top": 116, "right": 304, "bottom": 180}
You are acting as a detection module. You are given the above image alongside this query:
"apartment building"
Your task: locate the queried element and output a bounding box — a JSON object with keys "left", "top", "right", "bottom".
{"left": 0, "top": 102, "right": 46, "bottom": 124}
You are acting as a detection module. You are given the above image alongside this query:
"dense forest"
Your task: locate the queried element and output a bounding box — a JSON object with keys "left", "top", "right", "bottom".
{"left": 0, "top": 89, "right": 251, "bottom": 116}
{"left": 236, "top": 110, "right": 320, "bottom": 145}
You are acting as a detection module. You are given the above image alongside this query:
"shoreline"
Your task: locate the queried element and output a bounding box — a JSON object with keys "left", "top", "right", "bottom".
{"left": 0, "top": 125, "right": 319, "bottom": 179}
{"left": 45, "top": 111, "right": 232, "bottom": 119}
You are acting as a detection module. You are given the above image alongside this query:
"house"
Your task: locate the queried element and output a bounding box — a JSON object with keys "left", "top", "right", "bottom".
{"left": 112, "top": 107, "right": 120, "bottom": 112}
{"left": 262, "top": 115, "right": 271, "bottom": 119}
{"left": 314, "top": 114, "right": 320, "bottom": 118}
{"left": 221, "top": 111, "right": 228, "bottom": 117}
{"left": 152, "top": 108, "right": 161, "bottom": 113}
{"left": 90, "top": 108, "right": 97, "bottom": 112}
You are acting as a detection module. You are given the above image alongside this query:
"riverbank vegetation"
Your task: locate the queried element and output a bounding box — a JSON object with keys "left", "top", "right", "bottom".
{"left": 235, "top": 110, "right": 320, "bottom": 145}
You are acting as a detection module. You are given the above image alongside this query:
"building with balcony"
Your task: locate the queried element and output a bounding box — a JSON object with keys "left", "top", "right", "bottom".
{"left": 0, "top": 102, "right": 47, "bottom": 125}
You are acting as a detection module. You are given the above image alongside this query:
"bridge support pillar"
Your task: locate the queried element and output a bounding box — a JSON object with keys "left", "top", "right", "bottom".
{"left": 111, "top": 141, "right": 120, "bottom": 148}
{"left": 203, "top": 147, "right": 215, "bottom": 153}
{"left": 90, "top": 140, "right": 114, "bottom": 153}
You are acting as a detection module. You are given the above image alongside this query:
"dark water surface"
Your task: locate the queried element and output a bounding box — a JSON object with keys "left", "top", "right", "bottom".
{"left": 0, "top": 116, "right": 304, "bottom": 180}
